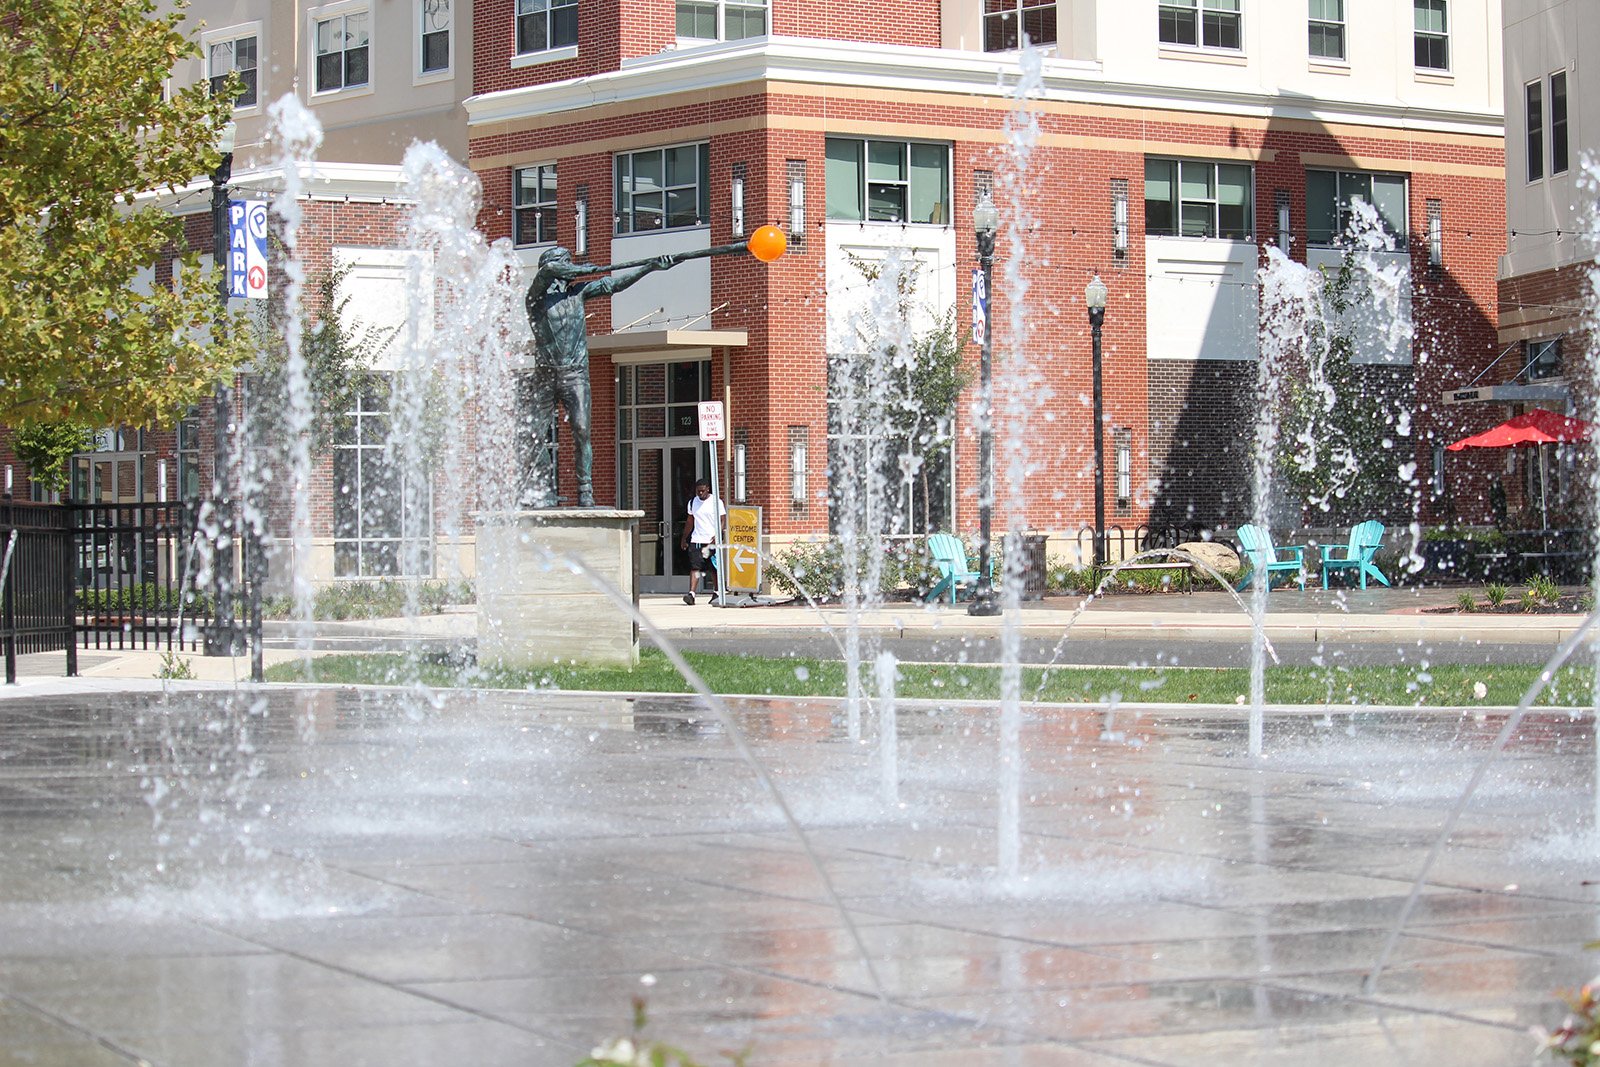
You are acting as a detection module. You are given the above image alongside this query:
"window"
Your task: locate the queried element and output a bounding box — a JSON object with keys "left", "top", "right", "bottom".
{"left": 516, "top": 0, "right": 578, "bottom": 55}
{"left": 1414, "top": 0, "right": 1448, "bottom": 70}
{"left": 676, "top": 0, "right": 768, "bottom": 41}
{"left": 617, "top": 362, "right": 712, "bottom": 445}
{"left": 420, "top": 0, "right": 450, "bottom": 74}
{"left": 1525, "top": 338, "right": 1562, "bottom": 381}
{"left": 1550, "top": 71, "right": 1569, "bottom": 175}
{"left": 825, "top": 138, "right": 950, "bottom": 224}
{"left": 208, "top": 34, "right": 259, "bottom": 108}
{"left": 1306, "top": 170, "right": 1408, "bottom": 247}
{"left": 1144, "top": 158, "right": 1253, "bottom": 239}
{"left": 315, "top": 9, "right": 370, "bottom": 93}
{"left": 615, "top": 143, "right": 710, "bottom": 234}
{"left": 983, "top": 0, "right": 1058, "bottom": 51}
{"left": 1525, "top": 80, "right": 1544, "bottom": 182}
{"left": 1159, "top": 0, "right": 1241, "bottom": 51}
{"left": 1308, "top": 0, "right": 1343, "bottom": 61}
{"left": 333, "top": 378, "right": 433, "bottom": 578}
{"left": 514, "top": 165, "right": 558, "bottom": 246}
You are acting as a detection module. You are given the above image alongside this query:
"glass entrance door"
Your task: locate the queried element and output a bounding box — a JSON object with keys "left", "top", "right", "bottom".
{"left": 631, "top": 442, "right": 700, "bottom": 594}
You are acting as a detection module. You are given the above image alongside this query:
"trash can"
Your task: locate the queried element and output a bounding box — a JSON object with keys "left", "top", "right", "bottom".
{"left": 1005, "top": 532, "right": 1049, "bottom": 600}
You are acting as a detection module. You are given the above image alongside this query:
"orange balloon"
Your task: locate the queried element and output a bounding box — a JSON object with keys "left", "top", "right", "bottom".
{"left": 747, "top": 225, "right": 787, "bottom": 263}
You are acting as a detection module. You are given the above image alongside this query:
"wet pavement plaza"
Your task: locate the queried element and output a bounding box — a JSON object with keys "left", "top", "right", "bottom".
{"left": 3, "top": 685, "right": 1600, "bottom": 1065}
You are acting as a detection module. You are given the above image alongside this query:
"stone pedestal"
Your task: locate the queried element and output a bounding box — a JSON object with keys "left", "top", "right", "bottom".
{"left": 475, "top": 509, "right": 642, "bottom": 669}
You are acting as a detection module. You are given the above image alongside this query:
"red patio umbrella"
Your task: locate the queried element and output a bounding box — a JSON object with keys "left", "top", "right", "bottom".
{"left": 1445, "top": 408, "right": 1593, "bottom": 530}
{"left": 1445, "top": 408, "right": 1593, "bottom": 451}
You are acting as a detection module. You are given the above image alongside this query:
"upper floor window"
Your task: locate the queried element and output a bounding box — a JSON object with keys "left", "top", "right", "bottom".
{"left": 825, "top": 137, "right": 950, "bottom": 224}
{"left": 420, "top": 0, "right": 451, "bottom": 74}
{"left": 677, "top": 0, "right": 768, "bottom": 41}
{"left": 1550, "top": 71, "right": 1569, "bottom": 176}
{"left": 1144, "top": 158, "right": 1252, "bottom": 239}
{"left": 1525, "top": 338, "right": 1562, "bottom": 381}
{"left": 208, "top": 34, "right": 259, "bottom": 108}
{"left": 1159, "top": 0, "right": 1241, "bottom": 51}
{"left": 1414, "top": 0, "right": 1448, "bottom": 70}
{"left": 1525, "top": 80, "right": 1544, "bottom": 183}
{"left": 315, "top": 9, "right": 370, "bottom": 93}
{"left": 1308, "top": 0, "right": 1344, "bottom": 61}
{"left": 514, "top": 164, "right": 558, "bottom": 246}
{"left": 1306, "top": 170, "right": 1408, "bottom": 248}
{"left": 517, "top": 0, "right": 577, "bottom": 55}
{"left": 615, "top": 143, "right": 710, "bottom": 234}
{"left": 984, "top": 0, "right": 1058, "bottom": 52}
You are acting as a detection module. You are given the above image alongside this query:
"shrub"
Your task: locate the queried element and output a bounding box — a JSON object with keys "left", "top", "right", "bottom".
{"left": 1456, "top": 592, "right": 1476, "bottom": 613}
{"left": 1485, "top": 583, "right": 1508, "bottom": 608}
{"left": 769, "top": 536, "right": 959, "bottom": 602}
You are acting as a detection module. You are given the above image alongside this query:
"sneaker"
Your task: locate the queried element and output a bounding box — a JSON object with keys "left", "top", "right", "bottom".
{"left": 708, "top": 596, "right": 721, "bottom": 606}
{"left": 683, "top": 592, "right": 695, "bottom": 605}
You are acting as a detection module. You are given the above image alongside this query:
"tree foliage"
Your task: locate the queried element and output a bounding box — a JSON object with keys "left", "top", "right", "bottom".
{"left": 247, "top": 258, "right": 388, "bottom": 455}
{"left": 1276, "top": 249, "right": 1394, "bottom": 522}
{"left": 0, "top": 0, "right": 243, "bottom": 429}
{"left": 9, "top": 422, "right": 97, "bottom": 493}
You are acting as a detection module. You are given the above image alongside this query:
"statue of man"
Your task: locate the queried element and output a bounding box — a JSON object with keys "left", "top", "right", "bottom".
{"left": 521, "top": 246, "right": 675, "bottom": 508}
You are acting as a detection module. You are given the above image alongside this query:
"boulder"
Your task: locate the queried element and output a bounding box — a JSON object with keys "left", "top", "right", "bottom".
{"left": 1175, "top": 541, "right": 1240, "bottom": 575}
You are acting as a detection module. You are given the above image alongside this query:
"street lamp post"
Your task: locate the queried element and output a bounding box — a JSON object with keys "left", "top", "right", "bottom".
{"left": 968, "top": 194, "right": 1000, "bottom": 617}
{"left": 205, "top": 122, "right": 240, "bottom": 656}
{"left": 1085, "top": 274, "right": 1109, "bottom": 568}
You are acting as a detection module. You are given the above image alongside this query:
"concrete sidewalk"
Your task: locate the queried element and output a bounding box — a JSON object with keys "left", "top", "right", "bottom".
{"left": 2, "top": 584, "right": 1588, "bottom": 686}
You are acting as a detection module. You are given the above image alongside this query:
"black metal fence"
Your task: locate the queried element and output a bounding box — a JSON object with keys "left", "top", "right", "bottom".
{"left": 2, "top": 499, "right": 239, "bottom": 681}
{"left": 69, "top": 500, "right": 213, "bottom": 653}
{"left": 1, "top": 501, "right": 76, "bottom": 683}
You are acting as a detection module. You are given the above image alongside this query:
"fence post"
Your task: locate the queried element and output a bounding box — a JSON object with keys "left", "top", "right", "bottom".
{"left": 3, "top": 526, "right": 16, "bottom": 685}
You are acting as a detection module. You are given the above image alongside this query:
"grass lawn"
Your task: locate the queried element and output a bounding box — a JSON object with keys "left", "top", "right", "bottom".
{"left": 264, "top": 650, "right": 1597, "bottom": 708}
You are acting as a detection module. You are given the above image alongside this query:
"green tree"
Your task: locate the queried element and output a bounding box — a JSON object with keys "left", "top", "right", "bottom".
{"left": 0, "top": 0, "right": 242, "bottom": 430}
{"left": 1276, "top": 249, "right": 1395, "bottom": 522}
{"left": 247, "top": 259, "right": 389, "bottom": 455}
{"left": 9, "top": 422, "right": 97, "bottom": 494}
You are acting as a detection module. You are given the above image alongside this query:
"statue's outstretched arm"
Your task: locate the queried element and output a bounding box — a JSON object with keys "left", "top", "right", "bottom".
{"left": 585, "top": 254, "right": 675, "bottom": 299}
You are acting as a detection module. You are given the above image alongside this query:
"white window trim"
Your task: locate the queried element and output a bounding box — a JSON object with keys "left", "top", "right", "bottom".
{"left": 414, "top": 0, "right": 453, "bottom": 86}
{"left": 1524, "top": 77, "right": 1545, "bottom": 185}
{"left": 201, "top": 21, "right": 264, "bottom": 116}
{"left": 1157, "top": 0, "right": 1245, "bottom": 55}
{"left": 674, "top": 0, "right": 771, "bottom": 44}
{"left": 513, "top": 0, "right": 579, "bottom": 61}
{"left": 1413, "top": 0, "right": 1450, "bottom": 74}
{"left": 511, "top": 44, "right": 578, "bottom": 68}
{"left": 1307, "top": 0, "right": 1346, "bottom": 64}
{"left": 308, "top": 0, "right": 375, "bottom": 100}
{"left": 512, "top": 162, "right": 560, "bottom": 248}
{"left": 1548, "top": 70, "right": 1570, "bottom": 177}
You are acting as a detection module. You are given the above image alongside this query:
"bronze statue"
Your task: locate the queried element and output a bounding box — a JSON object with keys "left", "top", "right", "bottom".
{"left": 519, "top": 240, "right": 759, "bottom": 508}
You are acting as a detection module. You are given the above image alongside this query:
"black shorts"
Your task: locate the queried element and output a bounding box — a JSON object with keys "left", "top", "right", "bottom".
{"left": 686, "top": 543, "right": 715, "bottom": 571}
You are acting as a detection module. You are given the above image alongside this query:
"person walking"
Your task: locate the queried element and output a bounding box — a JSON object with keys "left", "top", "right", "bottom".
{"left": 680, "top": 478, "right": 724, "bottom": 605}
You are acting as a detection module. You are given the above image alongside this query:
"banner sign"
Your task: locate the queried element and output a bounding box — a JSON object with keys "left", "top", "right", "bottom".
{"left": 970, "top": 267, "right": 987, "bottom": 345}
{"left": 726, "top": 505, "right": 762, "bottom": 592}
{"left": 228, "top": 199, "right": 269, "bottom": 300}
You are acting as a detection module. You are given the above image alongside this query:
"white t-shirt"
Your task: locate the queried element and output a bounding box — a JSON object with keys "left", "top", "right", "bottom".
{"left": 686, "top": 493, "right": 724, "bottom": 544}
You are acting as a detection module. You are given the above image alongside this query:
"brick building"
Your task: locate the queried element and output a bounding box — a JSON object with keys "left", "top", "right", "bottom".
{"left": 2, "top": 0, "right": 1512, "bottom": 591}
{"left": 1486, "top": 0, "right": 1597, "bottom": 529}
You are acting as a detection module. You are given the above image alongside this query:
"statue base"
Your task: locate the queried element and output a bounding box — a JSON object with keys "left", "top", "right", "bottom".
{"left": 475, "top": 508, "right": 642, "bottom": 670}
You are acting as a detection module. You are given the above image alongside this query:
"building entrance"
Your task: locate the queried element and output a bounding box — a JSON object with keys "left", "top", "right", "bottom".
{"left": 617, "top": 360, "right": 713, "bottom": 595}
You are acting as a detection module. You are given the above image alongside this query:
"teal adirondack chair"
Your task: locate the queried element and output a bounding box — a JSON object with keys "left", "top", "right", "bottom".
{"left": 924, "top": 533, "right": 981, "bottom": 605}
{"left": 1234, "top": 524, "right": 1308, "bottom": 591}
{"left": 1319, "top": 520, "right": 1390, "bottom": 590}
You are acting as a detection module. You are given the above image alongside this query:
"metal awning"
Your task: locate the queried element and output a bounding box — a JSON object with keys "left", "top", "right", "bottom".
{"left": 588, "top": 329, "right": 748, "bottom": 363}
{"left": 1441, "top": 382, "right": 1570, "bottom": 405}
